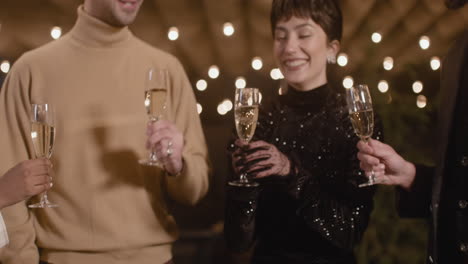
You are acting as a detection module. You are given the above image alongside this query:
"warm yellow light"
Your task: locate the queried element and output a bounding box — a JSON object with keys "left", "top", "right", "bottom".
{"left": 337, "top": 53, "right": 348, "bottom": 67}
{"left": 419, "top": 36, "right": 430, "bottom": 50}
{"left": 251, "top": 57, "right": 263, "bottom": 70}
{"left": 412, "top": 81, "right": 423, "bottom": 94}
{"left": 196, "top": 79, "right": 207, "bottom": 91}
{"left": 278, "top": 86, "right": 284, "bottom": 95}
{"left": 430, "top": 56, "right": 441, "bottom": 70}
{"left": 217, "top": 103, "right": 227, "bottom": 115}
{"left": 168, "top": 27, "right": 179, "bottom": 41}
{"left": 371, "top": 32, "right": 382, "bottom": 43}
{"left": 270, "top": 68, "right": 284, "bottom": 80}
{"left": 208, "top": 65, "right": 220, "bottom": 79}
{"left": 217, "top": 99, "right": 232, "bottom": 115}
{"left": 0, "top": 60, "right": 10, "bottom": 73}
{"left": 417, "top": 95, "right": 427, "bottom": 108}
{"left": 222, "top": 99, "right": 233, "bottom": 112}
{"left": 343, "top": 76, "right": 354, "bottom": 89}
{"left": 235, "top": 77, "right": 246, "bottom": 89}
{"left": 378, "top": 80, "right": 389, "bottom": 93}
{"left": 50, "top": 26, "right": 62, "bottom": 39}
{"left": 223, "top": 22, "right": 235, "bottom": 36}
{"left": 383, "top": 56, "right": 394, "bottom": 71}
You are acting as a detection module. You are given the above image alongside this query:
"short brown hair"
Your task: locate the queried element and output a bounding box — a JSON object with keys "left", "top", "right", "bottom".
{"left": 270, "top": 0, "right": 343, "bottom": 42}
{"left": 445, "top": 0, "right": 467, "bottom": 9}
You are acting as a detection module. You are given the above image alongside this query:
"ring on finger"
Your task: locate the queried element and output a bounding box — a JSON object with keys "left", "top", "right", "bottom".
{"left": 166, "top": 140, "right": 173, "bottom": 157}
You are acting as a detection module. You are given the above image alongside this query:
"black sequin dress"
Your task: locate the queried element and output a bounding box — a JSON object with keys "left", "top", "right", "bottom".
{"left": 224, "top": 84, "right": 383, "bottom": 264}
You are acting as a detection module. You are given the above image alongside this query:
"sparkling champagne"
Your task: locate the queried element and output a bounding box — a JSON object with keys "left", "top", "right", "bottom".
{"left": 31, "top": 122, "right": 55, "bottom": 158}
{"left": 144, "top": 88, "right": 166, "bottom": 120}
{"left": 349, "top": 109, "right": 374, "bottom": 140}
{"left": 235, "top": 105, "right": 259, "bottom": 142}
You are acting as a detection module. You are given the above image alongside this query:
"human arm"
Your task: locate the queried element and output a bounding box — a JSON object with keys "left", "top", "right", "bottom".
{"left": 287, "top": 113, "right": 384, "bottom": 251}
{"left": 224, "top": 184, "right": 260, "bottom": 253}
{"left": 0, "top": 56, "right": 40, "bottom": 263}
{"left": 356, "top": 139, "right": 416, "bottom": 190}
{"left": 0, "top": 159, "right": 53, "bottom": 210}
{"left": 356, "top": 139, "right": 434, "bottom": 217}
{"left": 148, "top": 59, "right": 209, "bottom": 205}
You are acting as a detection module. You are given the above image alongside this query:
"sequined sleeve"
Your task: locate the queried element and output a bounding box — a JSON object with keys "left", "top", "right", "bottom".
{"left": 223, "top": 133, "right": 260, "bottom": 253}
{"left": 224, "top": 184, "right": 260, "bottom": 252}
{"left": 288, "top": 110, "right": 384, "bottom": 251}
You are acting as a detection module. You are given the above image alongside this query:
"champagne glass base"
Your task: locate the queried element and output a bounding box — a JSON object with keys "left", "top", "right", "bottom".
{"left": 28, "top": 202, "right": 58, "bottom": 208}
{"left": 228, "top": 180, "right": 259, "bottom": 187}
{"left": 358, "top": 176, "right": 382, "bottom": 187}
{"left": 139, "top": 159, "right": 162, "bottom": 167}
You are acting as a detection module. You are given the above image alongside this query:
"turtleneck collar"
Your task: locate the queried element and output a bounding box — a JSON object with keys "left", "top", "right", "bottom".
{"left": 282, "top": 83, "right": 330, "bottom": 109}
{"left": 69, "top": 5, "right": 131, "bottom": 48}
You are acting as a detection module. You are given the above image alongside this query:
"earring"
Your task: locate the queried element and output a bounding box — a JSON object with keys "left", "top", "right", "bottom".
{"left": 327, "top": 56, "right": 336, "bottom": 64}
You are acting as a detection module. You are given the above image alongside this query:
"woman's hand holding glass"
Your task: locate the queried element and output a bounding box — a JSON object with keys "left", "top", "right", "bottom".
{"left": 28, "top": 103, "right": 58, "bottom": 208}
{"left": 146, "top": 119, "right": 184, "bottom": 175}
{"left": 0, "top": 159, "right": 53, "bottom": 209}
{"left": 232, "top": 140, "right": 291, "bottom": 179}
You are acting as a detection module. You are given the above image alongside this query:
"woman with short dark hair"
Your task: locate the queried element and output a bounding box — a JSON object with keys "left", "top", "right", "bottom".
{"left": 224, "top": 0, "right": 383, "bottom": 263}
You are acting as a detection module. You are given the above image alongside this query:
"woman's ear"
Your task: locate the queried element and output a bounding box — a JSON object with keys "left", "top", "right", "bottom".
{"left": 328, "top": 40, "right": 340, "bottom": 60}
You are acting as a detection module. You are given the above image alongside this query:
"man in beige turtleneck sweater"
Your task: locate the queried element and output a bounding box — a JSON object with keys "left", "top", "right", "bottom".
{"left": 0, "top": 0, "right": 210, "bottom": 263}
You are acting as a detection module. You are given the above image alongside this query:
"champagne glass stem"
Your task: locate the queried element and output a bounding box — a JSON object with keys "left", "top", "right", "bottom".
{"left": 148, "top": 117, "right": 159, "bottom": 164}
{"left": 358, "top": 137, "right": 377, "bottom": 188}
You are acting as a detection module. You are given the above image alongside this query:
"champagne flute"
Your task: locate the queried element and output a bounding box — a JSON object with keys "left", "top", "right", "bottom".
{"left": 139, "top": 68, "right": 168, "bottom": 167}
{"left": 345, "top": 84, "right": 379, "bottom": 187}
{"left": 29, "top": 103, "right": 58, "bottom": 208}
{"left": 229, "top": 87, "right": 260, "bottom": 187}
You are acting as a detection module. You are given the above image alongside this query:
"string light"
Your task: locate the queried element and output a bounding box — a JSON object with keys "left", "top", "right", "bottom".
{"left": 196, "top": 103, "right": 203, "bottom": 114}
{"left": 217, "top": 104, "right": 228, "bottom": 115}
{"left": 278, "top": 84, "right": 286, "bottom": 95}
{"left": 235, "top": 77, "right": 246, "bottom": 89}
{"left": 378, "top": 80, "right": 389, "bottom": 93}
{"left": 208, "top": 65, "right": 220, "bottom": 79}
{"left": 343, "top": 76, "right": 354, "bottom": 89}
{"left": 223, "top": 22, "right": 235, "bottom": 37}
{"left": 50, "top": 26, "right": 62, "bottom": 40}
{"left": 251, "top": 57, "right": 263, "bottom": 70}
{"left": 223, "top": 99, "right": 233, "bottom": 111}
{"left": 217, "top": 99, "right": 233, "bottom": 115}
{"left": 371, "top": 32, "right": 382, "bottom": 43}
{"left": 430, "top": 56, "right": 441, "bottom": 70}
{"left": 270, "top": 68, "right": 283, "bottom": 80}
{"left": 412, "top": 81, "right": 423, "bottom": 94}
{"left": 417, "top": 95, "right": 427, "bottom": 108}
{"left": 337, "top": 53, "right": 348, "bottom": 67}
{"left": 168, "top": 27, "right": 179, "bottom": 41}
{"left": 196, "top": 79, "right": 207, "bottom": 91}
{"left": 383, "top": 56, "right": 394, "bottom": 71}
{"left": 419, "top": 36, "right": 430, "bottom": 50}
{"left": 0, "top": 60, "right": 10, "bottom": 73}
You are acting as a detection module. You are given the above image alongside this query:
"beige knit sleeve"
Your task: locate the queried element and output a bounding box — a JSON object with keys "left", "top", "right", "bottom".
{"left": 164, "top": 59, "right": 210, "bottom": 205}
{"left": 0, "top": 57, "right": 40, "bottom": 263}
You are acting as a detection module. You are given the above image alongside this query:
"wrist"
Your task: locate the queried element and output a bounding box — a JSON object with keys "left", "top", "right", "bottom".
{"left": 166, "top": 159, "right": 184, "bottom": 177}
{"left": 400, "top": 161, "right": 416, "bottom": 191}
{"left": 280, "top": 158, "right": 293, "bottom": 177}
{"left": 0, "top": 192, "right": 11, "bottom": 210}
